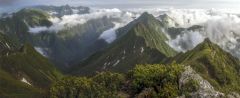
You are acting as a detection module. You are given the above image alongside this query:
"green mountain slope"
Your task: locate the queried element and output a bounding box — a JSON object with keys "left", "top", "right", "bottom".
{"left": 0, "top": 69, "right": 45, "bottom": 98}
{"left": 33, "top": 16, "right": 113, "bottom": 69}
{"left": 70, "top": 12, "right": 177, "bottom": 75}
{"left": 0, "top": 44, "right": 62, "bottom": 88}
{"left": 166, "top": 38, "right": 240, "bottom": 93}
{"left": 0, "top": 8, "right": 114, "bottom": 70}
{"left": 0, "top": 9, "right": 52, "bottom": 43}
{"left": 0, "top": 32, "right": 62, "bottom": 97}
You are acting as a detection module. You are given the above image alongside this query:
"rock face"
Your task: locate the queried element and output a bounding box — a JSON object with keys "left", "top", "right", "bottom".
{"left": 227, "top": 92, "right": 240, "bottom": 98}
{"left": 179, "top": 66, "right": 224, "bottom": 98}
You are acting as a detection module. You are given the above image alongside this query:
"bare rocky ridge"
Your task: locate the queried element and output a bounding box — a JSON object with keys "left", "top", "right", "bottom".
{"left": 179, "top": 66, "right": 226, "bottom": 98}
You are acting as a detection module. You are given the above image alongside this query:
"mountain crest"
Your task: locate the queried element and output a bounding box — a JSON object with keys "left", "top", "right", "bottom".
{"left": 167, "top": 37, "right": 240, "bottom": 93}
{"left": 195, "top": 38, "right": 219, "bottom": 52}
{"left": 202, "top": 38, "right": 212, "bottom": 45}
{"left": 71, "top": 12, "right": 177, "bottom": 75}
{"left": 137, "top": 12, "right": 156, "bottom": 22}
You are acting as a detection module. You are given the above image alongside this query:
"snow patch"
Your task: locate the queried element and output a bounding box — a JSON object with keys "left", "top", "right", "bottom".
{"left": 123, "top": 50, "right": 126, "bottom": 55}
{"left": 5, "top": 43, "right": 10, "bottom": 49}
{"left": 112, "top": 60, "right": 120, "bottom": 67}
{"left": 34, "top": 47, "right": 48, "bottom": 57}
{"left": 21, "top": 78, "right": 31, "bottom": 85}
{"left": 102, "top": 63, "right": 107, "bottom": 69}
{"left": 140, "top": 47, "right": 144, "bottom": 53}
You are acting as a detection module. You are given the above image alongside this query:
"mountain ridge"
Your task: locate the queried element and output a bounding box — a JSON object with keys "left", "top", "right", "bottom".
{"left": 165, "top": 38, "right": 240, "bottom": 93}
{"left": 70, "top": 12, "right": 177, "bottom": 75}
{"left": 0, "top": 32, "right": 62, "bottom": 97}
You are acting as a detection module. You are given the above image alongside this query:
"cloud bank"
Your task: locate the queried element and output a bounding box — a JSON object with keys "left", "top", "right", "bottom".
{"left": 48, "top": 8, "right": 125, "bottom": 31}
{"left": 167, "top": 31, "right": 205, "bottom": 52}
{"left": 28, "top": 8, "right": 136, "bottom": 44}
{"left": 29, "top": 26, "right": 48, "bottom": 33}
{"left": 99, "top": 22, "right": 124, "bottom": 43}
{"left": 26, "top": 7, "right": 240, "bottom": 59}
{"left": 163, "top": 9, "right": 240, "bottom": 58}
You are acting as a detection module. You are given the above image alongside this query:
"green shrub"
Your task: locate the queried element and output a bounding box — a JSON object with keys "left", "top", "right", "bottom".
{"left": 50, "top": 72, "right": 125, "bottom": 98}
{"left": 128, "top": 63, "right": 184, "bottom": 97}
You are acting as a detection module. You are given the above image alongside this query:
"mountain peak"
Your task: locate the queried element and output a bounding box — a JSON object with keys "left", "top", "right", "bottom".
{"left": 140, "top": 12, "right": 152, "bottom": 17}
{"left": 201, "top": 38, "right": 213, "bottom": 46}
{"left": 197, "top": 38, "right": 217, "bottom": 51}
{"left": 130, "top": 12, "right": 177, "bottom": 57}
{"left": 203, "top": 38, "right": 211, "bottom": 43}
{"left": 71, "top": 12, "right": 177, "bottom": 75}
{"left": 137, "top": 12, "right": 156, "bottom": 23}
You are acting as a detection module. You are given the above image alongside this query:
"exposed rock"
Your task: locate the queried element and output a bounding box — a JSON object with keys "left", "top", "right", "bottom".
{"left": 227, "top": 92, "right": 240, "bottom": 98}
{"left": 135, "top": 88, "right": 155, "bottom": 98}
{"left": 179, "top": 66, "right": 224, "bottom": 98}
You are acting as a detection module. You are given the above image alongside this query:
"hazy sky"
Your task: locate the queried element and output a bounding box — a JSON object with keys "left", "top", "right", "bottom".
{"left": 1, "top": 0, "right": 240, "bottom": 12}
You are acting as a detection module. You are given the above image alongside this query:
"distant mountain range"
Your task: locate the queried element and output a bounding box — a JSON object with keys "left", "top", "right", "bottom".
{"left": 0, "top": 7, "right": 115, "bottom": 70}
{"left": 29, "top": 5, "right": 90, "bottom": 17}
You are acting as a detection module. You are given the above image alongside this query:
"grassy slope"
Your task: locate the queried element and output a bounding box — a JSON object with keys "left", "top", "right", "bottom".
{"left": 0, "top": 69, "right": 44, "bottom": 98}
{"left": 166, "top": 38, "right": 240, "bottom": 93}
{"left": 1, "top": 8, "right": 114, "bottom": 70}
{"left": 32, "top": 17, "right": 114, "bottom": 69}
{"left": 0, "top": 9, "right": 52, "bottom": 43}
{"left": 0, "top": 44, "right": 62, "bottom": 88}
{"left": 70, "top": 12, "right": 177, "bottom": 75}
{"left": 0, "top": 33, "right": 62, "bottom": 97}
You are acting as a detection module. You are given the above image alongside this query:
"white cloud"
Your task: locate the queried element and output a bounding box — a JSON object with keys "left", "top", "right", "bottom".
{"left": 99, "top": 22, "right": 123, "bottom": 43}
{"left": 163, "top": 9, "right": 240, "bottom": 58}
{"left": 167, "top": 31, "right": 205, "bottom": 52}
{"left": 29, "top": 26, "right": 48, "bottom": 33}
{"left": 26, "top": 7, "right": 240, "bottom": 59}
{"left": 47, "top": 8, "right": 135, "bottom": 32}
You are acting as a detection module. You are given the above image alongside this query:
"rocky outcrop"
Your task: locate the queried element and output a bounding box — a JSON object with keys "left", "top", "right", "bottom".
{"left": 227, "top": 92, "right": 240, "bottom": 98}
{"left": 179, "top": 66, "right": 224, "bottom": 98}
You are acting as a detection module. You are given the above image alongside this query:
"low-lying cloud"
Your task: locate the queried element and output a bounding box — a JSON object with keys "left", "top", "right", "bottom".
{"left": 99, "top": 22, "right": 123, "bottom": 43}
{"left": 163, "top": 9, "right": 240, "bottom": 58}
{"left": 167, "top": 31, "right": 205, "bottom": 52}
{"left": 29, "top": 26, "right": 48, "bottom": 33}
{"left": 36, "top": 8, "right": 136, "bottom": 32}
{"left": 26, "top": 6, "right": 240, "bottom": 59}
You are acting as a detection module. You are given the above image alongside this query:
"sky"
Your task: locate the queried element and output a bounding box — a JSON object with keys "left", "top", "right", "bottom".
{"left": 1, "top": 0, "right": 240, "bottom": 13}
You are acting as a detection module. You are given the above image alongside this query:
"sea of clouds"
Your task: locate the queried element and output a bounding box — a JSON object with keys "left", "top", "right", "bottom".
{"left": 162, "top": 9, "right": 240, "bottom": 58}
{"left": 28, "top": 8, "right": 137, "bottom": 33}
{"left": 27, "top": 7, "right": 240, "bottom": 58}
